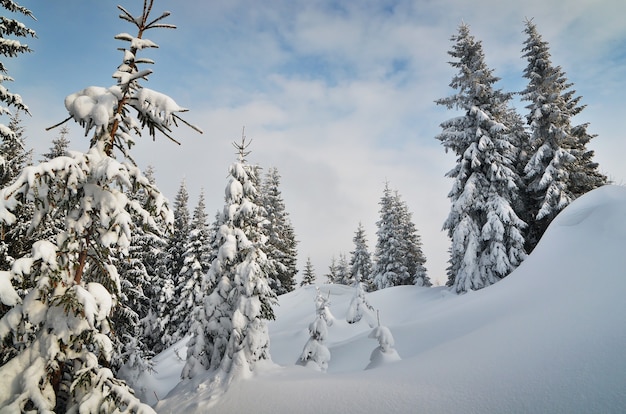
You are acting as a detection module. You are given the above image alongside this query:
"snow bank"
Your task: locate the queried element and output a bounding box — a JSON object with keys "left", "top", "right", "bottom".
{"left": 153, "top": 185, "right": 626, "bottom": 413}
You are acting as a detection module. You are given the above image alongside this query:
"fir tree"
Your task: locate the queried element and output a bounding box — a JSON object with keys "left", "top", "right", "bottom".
{"left": 160, "top": 179, "right": 191, "bottom": 348}
{"left": 373, "top": 187, "right": 429, "bottom": 289}
{"left": 41, "top": 125, "right": 71, "bottom": 161}
{"left": 0, "top": 0, "right": 35, "bottom": 334}
{"left": 394, "top": 192, "right": 430, "bottom": 287}
{"left": 521, "top": 19, "right": 607, "bottom": 252}
{"left": 0, "top": 2, "right": 200, "bottom": 411}
{"left": 436, "top": 23, "right": 527, "bottom": 293}
{"left": 297, "top": 287, "right": 334, "bottom": 371}
{"left": 261, "top": 167, "right": 299, "bottom": 295}
{"left": 346, "top": 282, "right": 376, "bottom": 326}
{"left": 325, "top": 256, "right": 339, "bottom": 284}
{"left": 183, "top": 135, "right": 276, "bottom": 392}
{"left": 335, "top": 253, "right": 353, "bottom": 285}
{"left": 350, "top": 222, "right": 373, "bottom": 290}
{"left": 170, "top": 190, "right": 211, "bottom": 343}
{"left": 0, "top": 112, "right": 33, "bottom": 272}
{"left": 300, "top": 256, "right": 316, "bottom": 287}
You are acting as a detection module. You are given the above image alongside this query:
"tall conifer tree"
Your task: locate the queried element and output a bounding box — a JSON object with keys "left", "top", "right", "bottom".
{"left": 261, "top": 167, "right": 298, "bottom": 295}
{"left": 0, "top": 2, "right": 201, "bottom": 411}
{"left": 300, "top": 257, "right": 316, "bottom": 287}
{"left": 160, "top": 179, "right": 191, "bottom": 347}
{"left": 350, "top": 222, "right": 373, "bottom": 289}
{"left": 183, "top": 135, "right": 276, "bottom": 393}
{"left": 436, "top": 24, "right": 526, "bottom": 293}
{"left": 521, "top": 19, "right": 607, "bottom": 252}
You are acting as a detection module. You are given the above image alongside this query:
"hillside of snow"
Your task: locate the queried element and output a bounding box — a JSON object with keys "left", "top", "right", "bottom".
{"left": 150, "top": 185, "right": 626, "bottom": 413}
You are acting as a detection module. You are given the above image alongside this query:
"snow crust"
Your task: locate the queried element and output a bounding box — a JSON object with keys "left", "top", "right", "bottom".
{"left": 151, "top": 185, "right": 626, "bottom": 413}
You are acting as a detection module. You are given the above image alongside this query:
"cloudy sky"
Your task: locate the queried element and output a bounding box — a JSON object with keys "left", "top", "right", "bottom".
{"left": 7, "top": 0, "right": 626, "bottom": 285}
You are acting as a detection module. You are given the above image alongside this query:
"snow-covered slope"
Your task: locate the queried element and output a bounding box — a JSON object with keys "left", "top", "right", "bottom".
{"left": 153, "top": 185, "right": 626, "bottom": 413}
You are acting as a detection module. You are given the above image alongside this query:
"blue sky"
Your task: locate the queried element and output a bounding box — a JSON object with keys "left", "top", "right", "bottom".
{"left": 7, "top": 0, "right": 626, "bottom": 285}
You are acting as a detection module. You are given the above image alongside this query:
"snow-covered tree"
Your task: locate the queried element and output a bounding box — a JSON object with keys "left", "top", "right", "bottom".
{"left": 0, "top": 112, "right": 32, "bottom": 272}
{"left": 41, "top": 125, "right": 71, "bottom": 161}
{"left": 297, "top": 287, "right": 334, "bottom": 371}
{"left": 365, "top": 318, "right": 401, "bottom": 370}
{"left": 0, "top": 2, "right": 200, "bottom": 411}
{"left": 160, "top": 179, "right": 191, "bottom": 347}
{"left": 170, "top": 190, "right": 211, "bottom": 343}
{"left": 521, "top": 19, "right": 607, "bottom": 252}
{"left": 325, "top": 256, "right": 339, "bottom": 284}
{"left": 394, "top": 192, "right": 430, "bottom": 287}
{"left": 346, "top": 282, "right": 376, "bottom": 327}
{"left": 129, "top": 165, "right": 169, "bottom": 355}
{"left": 300, "top": 256, "right": 316, "bottom": 287}
{"left": 335, "top": 253, "right": 352, "bottom": 285}
{"left": 183, "top": 136, "right": 276, "bottom": 390}
{"left": 436, "top": 23, "right": 527, "bottom": 293}
{"left": 261, "top": 167, "right": 298, "bottom": 295}
{"left": 372, "top": 183, "right": 406, "bottom": 290}
{"left": 350, "top": 222, "right": 373, "bottom": 289}
{"left": 0, "top": 0, "right": 35, "bottom": 354}
{"left": 372, "top": 184, "right": 427, "bottom": 290}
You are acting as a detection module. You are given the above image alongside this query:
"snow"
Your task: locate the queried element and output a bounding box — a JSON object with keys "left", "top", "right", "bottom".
{"left": 140, "top": 186, "right": 626, "bottom": 412}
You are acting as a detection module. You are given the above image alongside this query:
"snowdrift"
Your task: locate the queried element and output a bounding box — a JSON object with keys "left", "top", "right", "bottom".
{"left": 154, "top": 185, "right": 626, "bottom": 413}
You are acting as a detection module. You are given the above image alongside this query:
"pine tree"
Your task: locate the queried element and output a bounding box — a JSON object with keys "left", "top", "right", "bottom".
{"left": 435, "top": 24, "right": 527, "bottom": 293}
{"left": 160, "top": 179, "right": 191, "bottom": 348}
{"left": 0, "top": 2, "right": 200, "bottom": 411}
{"left": 183, "top": 135, "right": 276, "bottom": 391}
{"left": 170, "top": 190, "right": 211, "bottom": 343}
{"left": 261, "top": 167, "right": 299, "bottom": 295}
{"left": 521, "top": 19, "right": 607, "bottom": 252}
{"left": 350, "top": 222, "right": 373, "bottom": 289}
{"left": 300, "top": 256, "right": 316, "bottom": 286}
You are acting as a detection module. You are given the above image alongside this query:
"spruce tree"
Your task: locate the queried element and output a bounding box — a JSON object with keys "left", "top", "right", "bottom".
{"left": 372, "top": 183, "right": 410, "bottom": 290}
{"left": 160, "top": 179, "right": 191, "bottom": 348}
{"left": 521, "top": 19, "right": 607, "bottom": 252}
{"left": 261, "top": 167, "right": 298, "bottom": 295}
{"left": 300, "top": 256, "right": 316, "bottom": 287}
{"left": 0, "top": 112, "right": 33, "bottom": 271}
{"left": 436, "top": 23, "right": 526, "bottom": 293}
{"left": 325, "top": 256, "right": 339, "bottom": 284}
{"left": 0, "top": 2, "right": 200, "bottom": 411}
{"left": 0, "top": 0, "right": 35, "bottom": 342}
{"left": 41, "top": 125, "right": 71, "bottom": 161}
{"left": 350, "top": 222, "right": 373, "bottom": 289}
{"left": 183, "top": 136, "right": 276, "bottom": 391}
{"left": 394, "top": 191, "right": 430, "bottom": 287}
{"left": 297, "top": 287, "right": 334, "bottom": 371}
{"left": 170, "top": 190, "right": 211, "bottom": 343}
{"left": 335, "top": 253, "right": 353, "bottom": 285}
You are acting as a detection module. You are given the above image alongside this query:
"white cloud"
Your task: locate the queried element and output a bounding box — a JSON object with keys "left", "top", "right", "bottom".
{"left": 11, "top": 0, "right": 626, "bottom": 286}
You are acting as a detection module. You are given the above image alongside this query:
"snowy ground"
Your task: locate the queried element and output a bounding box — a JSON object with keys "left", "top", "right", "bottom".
{"left": 144, "top": 185, "right": 626, "bottom": 413}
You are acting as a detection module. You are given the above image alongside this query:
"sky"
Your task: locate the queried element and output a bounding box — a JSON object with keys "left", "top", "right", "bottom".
{"left": 5, "top": 0, "right": 626, "bottom": 285}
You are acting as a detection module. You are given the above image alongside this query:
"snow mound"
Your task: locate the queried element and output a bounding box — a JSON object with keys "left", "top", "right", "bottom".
{"left": 154, "top": 185, "right": 626, "bottom": 413}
